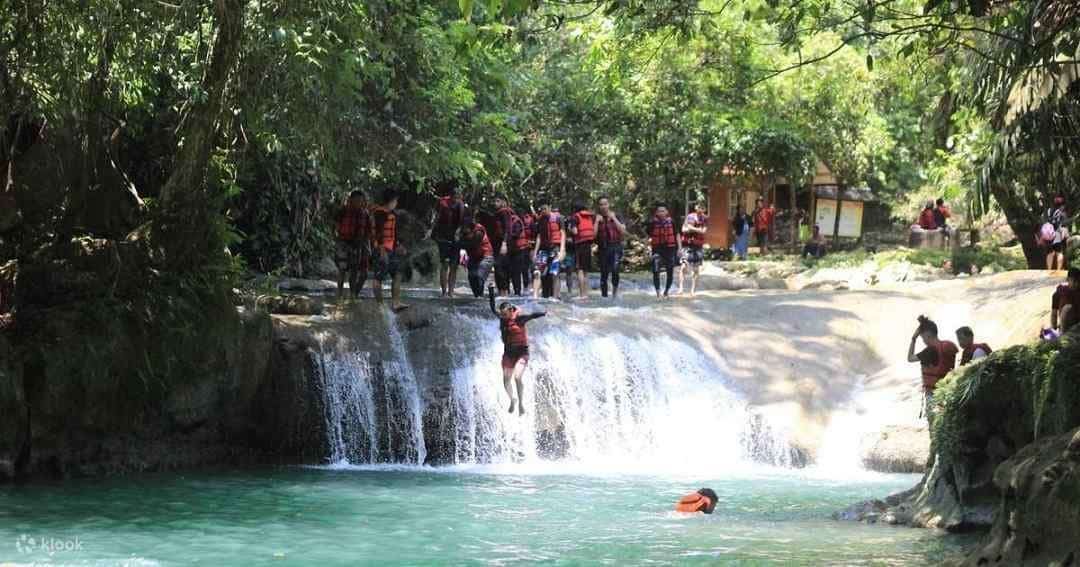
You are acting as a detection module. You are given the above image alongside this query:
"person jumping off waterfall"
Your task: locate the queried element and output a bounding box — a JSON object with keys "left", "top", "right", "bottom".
{"left": 907, "top": 315, "right": 958, "bottom": 421}
{"left": 674, "top": 488, "right": 718, "bottom": 514}
{"left": 489, "top": 285, "right": 546, "bottom": 416}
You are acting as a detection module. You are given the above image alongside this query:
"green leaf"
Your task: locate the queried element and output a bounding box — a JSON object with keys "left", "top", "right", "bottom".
{"left": 459, "top": 0, "right": 474, "bottom": 21}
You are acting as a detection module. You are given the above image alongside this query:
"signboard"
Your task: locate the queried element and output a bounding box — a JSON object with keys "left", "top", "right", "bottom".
{"left": 814, "top": 199, "right": 864, "bottom": 238}
{"left": 838, "top": 200, "right": 864, "bottom": 237}
{"left": 815, "top": 200, "right": 836, "bottom": 233}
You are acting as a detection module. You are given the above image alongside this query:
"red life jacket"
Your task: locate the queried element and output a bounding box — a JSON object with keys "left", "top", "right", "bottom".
{"left": 960, "top": 343, "right": 992, "bottom": 366}
{"left": 650, "top": 217, "right": 677, "bottom": 249}
{"left": 494, "top": 206, "right": 520, "bottom": 244}
{"left": 336, "top": 205, "right": 372, "bottom": 241}
{"left": 501, "top": 313, "right": 529, "bottom": 348}
{"left": 465, "top": 224, "right": 493, "bottom": 258}
{"left": 922, "top": 340, "right": 958, "bottom": 392}
{"left": 435, "top": 196, "right": 464, "bottom": 239}
{"left": 539, "top": 212, "right": 563, "bottom": 249}
{"left": 572, "top": 211, "right": 596, "bottom": 243}
{"left": 918, "top": 209, "right": 937, "bottom": 230}
{"left": 597, "top": 214, "right": 623, "bottom": 246}
{"left": 523, "top": 214, "right": 537, "bottom": 243}
{"left": 682, "top": 212, "right": 708, "bottom": 247}
{"left": 511, "top": 213, "right": 531, "bottom": 252}
{"left": 372, "top": 206, "right": 397, "bottom": 252}
{"left": 675, "top": 492, "right": 712, "bottom": 513}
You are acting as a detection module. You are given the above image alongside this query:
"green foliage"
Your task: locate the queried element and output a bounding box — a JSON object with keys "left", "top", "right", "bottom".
{"left": 930, "top": 334, "right": 1080, "bottom": 469}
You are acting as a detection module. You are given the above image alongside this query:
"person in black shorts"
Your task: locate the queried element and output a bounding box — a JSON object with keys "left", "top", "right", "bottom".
{"left": 595, "top": 196, "right": 626, "bottom": 298}
{"left": 567, "top": 202, "right": 596, "bottom": 300}
{"left": 648, "top": 205, "right": 680, "bottom": 299}
{"left": 489, "top": 286, "right": 545, "bottom": 416}
{"left": 432, "top": 188, "right": 467, "bottom": 298}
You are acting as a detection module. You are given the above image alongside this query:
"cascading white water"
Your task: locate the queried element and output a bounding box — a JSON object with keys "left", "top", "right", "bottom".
{"left": 317, "top": 306, "right": 797, "bottom": 470}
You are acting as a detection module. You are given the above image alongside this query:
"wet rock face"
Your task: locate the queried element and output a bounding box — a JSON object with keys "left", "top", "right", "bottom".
{"left": 861, "top": 425, "right": 930, "bottom": 474}
{"left": 962, "top": 427, "right": 1080, "bottom": 566}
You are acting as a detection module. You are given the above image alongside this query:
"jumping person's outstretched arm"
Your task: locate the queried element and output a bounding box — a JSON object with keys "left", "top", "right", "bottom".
{"left": 517, "top": 312, "right": 546, "bottom": 325}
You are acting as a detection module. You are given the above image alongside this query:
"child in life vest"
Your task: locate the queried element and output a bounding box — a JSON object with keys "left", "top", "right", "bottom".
{"left": 489, "top": 286, "right": 546, "bottom": 416}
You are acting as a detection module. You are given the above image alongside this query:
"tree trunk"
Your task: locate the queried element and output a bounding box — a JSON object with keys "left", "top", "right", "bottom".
{"left": 991, "top": 183, "right": 1045, "bottom": 269}
{"left": 156, "top": 0, "right": 245, "bottom": 271}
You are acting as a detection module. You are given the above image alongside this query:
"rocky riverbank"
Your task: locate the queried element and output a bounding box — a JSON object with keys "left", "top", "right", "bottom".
{"left": 837, "top": 332, "right": 1080, "bottom": 565}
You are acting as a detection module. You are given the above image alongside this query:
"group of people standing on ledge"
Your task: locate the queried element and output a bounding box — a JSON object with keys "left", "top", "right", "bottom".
{"left": 335, "top": 188, "right": 725, "bottom": 304}
{"left": 909, "top": 267, "right": 1079, "bottom": 421}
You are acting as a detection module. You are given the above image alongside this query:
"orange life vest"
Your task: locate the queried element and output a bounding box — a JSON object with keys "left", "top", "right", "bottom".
{"left": 682, "top": 212, "right": 708, "bottom": 247}
{"left": 922, "top": 340, "right": 958, "bottom": 392}
{"left": 960, "top": 343, "right": 992, "bottom": 366}
{"left": 337, "top": 205, "right": 372, "bottom": 241}
{"left": 572, "top": 211, "right": 596, "bottom": 243}
{"left": 539, "top": 212, "right": 563, "bottom": 249}
{"left": 465, "top": 224, "right": 493, "bottom": 258}
{"left": 675, "top": 492, "right": 712, "bottom": 513}
{"left": 650, "top": 217, "right": 677, "bottom": 249}
{"left": 372, "top": 206, "right": 397, "bottom": 252}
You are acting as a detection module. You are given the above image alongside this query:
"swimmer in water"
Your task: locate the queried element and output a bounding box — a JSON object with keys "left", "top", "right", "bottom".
{"left": 674, "top": 488, "right": 718, "bottom": 514}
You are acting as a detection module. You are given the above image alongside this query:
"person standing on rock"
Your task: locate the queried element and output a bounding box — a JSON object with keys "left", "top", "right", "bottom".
{"left": 567, "top": 202, "right": 596, "bottom": 300}
{"left": 532, "top": 203, "right": 565, "bottom": 300}
{"left": 907, "top": 315, "right": 958, "bottom": 420}
{"left": 648, "top": 205, "right": 680, "bottom": 300}
{"left": 334, "top": 190, "right": 373, "bottom": 300}
{"left": 731, "top": 204, "right": 751, "bottom": 261}
{"left": 371, "top": 189, "right": 409, "bottom": 312}
{"left": 459, "top": 215, "right": 495, "bottom": 299}
{"left": 432, "top": 187, "right": 467, "bottom": 298}
{"left": 492, "top": 195, "right": 521, "bottom": 297}
{"left": 680, "top": 202, "right": 709, "bottom": 297}
{"left": 595, "top": 196, "right": 626, "bottom": 299}
{"left": 956, "top": 327, "right": 992, "bottom": 366}
{"left": 489, "top": 285, "right": 546, "bottom": 416}
{"left": 752, "top": 197, "right": 774, "bottom": 255}
{"left": 1044, "top": 195, "right": 1070, "bottom": 271}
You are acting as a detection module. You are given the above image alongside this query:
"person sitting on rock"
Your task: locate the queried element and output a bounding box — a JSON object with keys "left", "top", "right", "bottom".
{"left": 907, "top": 315, "right": 958, "bottom": 420}
{"left": 1051, "top": 268, "right": 1080, "bottom": 334}
{"left": 956, "top": 326, "right": 992, "bottom": 366}
{"left": 489, "top": 285, "right": 545, "bottom": 416}
{"left": 802, "top": 224, "right": 828, "bottom": 259}
{"left": 674, "top": 488, "right": 718, "bottom": 514}
{"left": 917, "top": 202, "right": 938, "bottom": 231}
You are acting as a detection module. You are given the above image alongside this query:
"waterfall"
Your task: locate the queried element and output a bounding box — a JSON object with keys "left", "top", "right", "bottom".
{"left": 316, "top": 307, "right": 797, "bottom": 470}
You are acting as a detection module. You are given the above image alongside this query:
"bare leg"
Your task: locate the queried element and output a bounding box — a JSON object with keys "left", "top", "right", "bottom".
{"left": 690, "top": 266, "right": 700, "bottom": 297}
{"left": 512, "top": 359, "right": 528, "bottom": 416}
{"left": 577, "top": 270, "right": 588, "bottom": 299}
{"left": 337, "top": 270, "right": 347, "bottom": 301}
{"left": 439, "top": 262, "right": 449, "bottom": 296}
{"left": 503, "top": 365, "right": 517, "bottom": 413}
{"left": 676, "top": 264, "right": 685, "bottom": 294}
{"left": 391, "top": 274, "right": 408, "bottom": 311}
{"left": 372, "top": 278, "right": 383, "bottom": 304}
{"left": 447, "top": 263, "right": 459, "bottom": 297}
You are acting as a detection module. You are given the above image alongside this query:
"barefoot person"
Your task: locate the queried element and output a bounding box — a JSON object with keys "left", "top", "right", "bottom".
{"left": 334, "top": 190, "right": 373, "bottom": 300}
{"left": 1051, "top": 268, "right": 1080, "bottom": 334}
{"left": 649, "top": 205, "right": 680, "bottom": 299}
{"left": 680, "top": 203, "right": 708, "bottom": 297}
{"left": 433, "top": 188, "right": 467, "bottom": 298}
{"left": 568, "top": 202, "right": 596, "bottom": 300}
{"left": 674, "top": 488, "right": 718, "bottom": 514}
{"left": 460, "top": 215, "right": 495, "bottom": 298}
{"left": 489, "top": 286, "right": 546, "bottom": 415}
{"left": 595, "top": 196, "right": 626, "bottom": 298}
{"left": 956, "top": 326, "right": 992, "bottom": 366}
{"left": 371, "top": 189, "right": 409, "bottom": 312}
{"left": 1044, "top": 195, "right": 1070, "bottom": 271}
{"left": 907, "top": 315, "right": 958, "bottom": 421}
{"left": 533, "top": 203, "right": 566, "bottom": 300}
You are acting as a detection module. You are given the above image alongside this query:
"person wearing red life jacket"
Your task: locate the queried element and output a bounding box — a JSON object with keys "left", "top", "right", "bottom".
{"left": 595, "top": 196, "right": 626, "bottom": 299}
{"left": 507, "top": 208, "right": 533, "bottom": 298}
{"left": 679, "top": 202, "right": 709, "bottom": 297}
{"left": 917, "top": 201, "right": 938, "bottom": 231}
{"left": 752, "top": 197, "right": 775, "bottom": 255}
{"left": 520, "top": 212, "right": 538, "bottom": 291}
{"left": 492, "top": 195, "right": 525, "bottom": 297}
{"left": 955, "top": 326, "right": 992, "bottom": 366}
{"left": 649, "top": 205, "right": 681, "bottom": 300}
{"left": 567, "top": 202, "right": 596, "bottom": 300}
{"left": 459, "top": 215, "right": 495, "bottom": 298}
{"left": 432, "top": 187, "right": 467, "bottom": 298}
{"left": 532, "top": 202, "right": 566, "bottom": 300}
{"left": 674, "top": 488, "right": 718, "bottom": 514}
{"left": 907, "top": 315, "right": 958, "bottom": 421}
{"left": 370, "top": 188, "right": 409, "bottom": 312}
{"left": 334, "top": 190, "right": 373, "bottom": 300}
{"left": 489, "top": 286, "right": 546, "bottom": 416}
